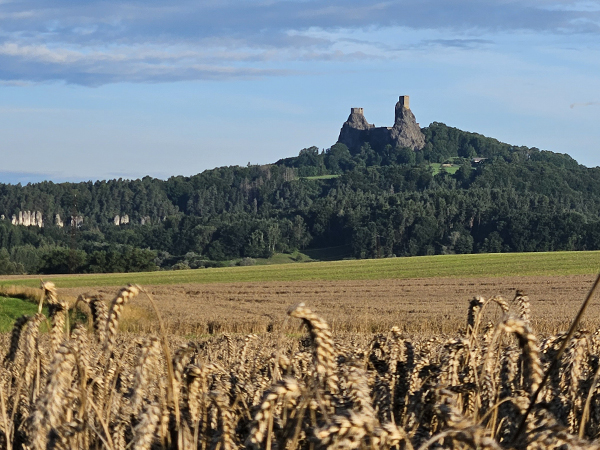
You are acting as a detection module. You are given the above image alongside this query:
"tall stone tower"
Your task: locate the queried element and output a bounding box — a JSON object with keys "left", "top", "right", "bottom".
{"left": 398, "top": 95, "right": 409, "bottom": 109}
{"left": 392, "top": 95, "right": 425, "bottom": 150}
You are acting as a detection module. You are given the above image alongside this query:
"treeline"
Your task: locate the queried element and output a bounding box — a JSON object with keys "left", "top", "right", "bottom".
{"left": 1, "top": 122, "right": 600, "bottom": 274}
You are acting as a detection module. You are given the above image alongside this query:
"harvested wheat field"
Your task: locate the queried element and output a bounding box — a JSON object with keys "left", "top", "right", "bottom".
{"left": 3, "top": 280, "right": 600, "bottom": 449}
{"left": 60, "top": 274, "right": 600, "bottom": 335}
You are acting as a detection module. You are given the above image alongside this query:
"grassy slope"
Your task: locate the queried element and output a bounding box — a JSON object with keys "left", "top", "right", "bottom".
{"left": 0, "top": 297, "right": 42, "bottom": 332}
{"left": 251, "top": 252, "right": 309, "bottom": 265}
{"left": 1, "top": 251, "right": 599, "bottom": 289}
{"left": 430, "top": 163, "right": 460, "bottom": 175}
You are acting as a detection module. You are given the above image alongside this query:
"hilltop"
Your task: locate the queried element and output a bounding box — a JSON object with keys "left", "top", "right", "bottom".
{"left": 0, "top": 96, "right": 598, "bottom": 274}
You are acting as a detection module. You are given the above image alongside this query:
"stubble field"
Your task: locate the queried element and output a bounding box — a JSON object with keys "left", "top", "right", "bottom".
{"left": 57, "top": 274, "right": 599, "bottom": 336}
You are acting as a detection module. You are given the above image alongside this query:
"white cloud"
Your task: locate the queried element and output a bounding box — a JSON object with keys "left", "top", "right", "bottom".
{"left": 0, "top": 79, "right": 33, "bottom": 86}
{"left": 0, "top": 43, "right": 81, "bottom": 63}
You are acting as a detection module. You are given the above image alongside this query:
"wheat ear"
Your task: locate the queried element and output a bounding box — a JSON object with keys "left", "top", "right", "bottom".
{"left": 287, "top": 303, "right": 338, "bottom": 394}
{"left": 131, "top": 402, "right": 161, "bottom": 450}
{"left": 247, "top": 377, "right": 302, "bottom": 449}
{"left": 104, "top": 284, "right": 140, "bottom": 354}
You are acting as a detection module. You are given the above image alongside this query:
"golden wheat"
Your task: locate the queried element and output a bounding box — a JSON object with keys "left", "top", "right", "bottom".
{"left": 0, "top": 283, "right": 599, "bottom": 450}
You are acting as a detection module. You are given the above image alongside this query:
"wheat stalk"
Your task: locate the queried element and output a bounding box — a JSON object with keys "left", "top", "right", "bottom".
{"left": 287, "top": 303, "right": 338, "bottom": 394}
{"left": 104, "top": 284, "right": 140, "bottom": 354}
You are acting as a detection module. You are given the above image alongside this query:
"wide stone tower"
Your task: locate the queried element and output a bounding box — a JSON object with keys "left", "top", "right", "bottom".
{"left": 337, "top": 96, "right": 425, "bottom": 153}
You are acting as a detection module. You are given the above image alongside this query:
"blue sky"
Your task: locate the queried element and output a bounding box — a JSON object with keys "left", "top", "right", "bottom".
{"left": 0, "top": 0, "right": 599, "bottom": 182}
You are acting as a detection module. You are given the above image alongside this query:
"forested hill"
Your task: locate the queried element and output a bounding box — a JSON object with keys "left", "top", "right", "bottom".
{"left": 2, "top": 121, "right": 600, "bottom": 275}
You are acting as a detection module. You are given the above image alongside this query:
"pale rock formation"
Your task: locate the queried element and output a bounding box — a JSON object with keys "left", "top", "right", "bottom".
{"left": 11, "top": 210, "right": 44, "bottom": 227}
{"left": 114, "top": 214, "right": 130, "bottom": 225}
{"left": 71, "top": 215, "right": 84, "bottom": 227}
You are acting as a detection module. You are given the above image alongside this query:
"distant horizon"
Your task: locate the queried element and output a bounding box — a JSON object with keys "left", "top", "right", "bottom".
{"left": 0, "top": 118, "right": 594, "bottom": 186}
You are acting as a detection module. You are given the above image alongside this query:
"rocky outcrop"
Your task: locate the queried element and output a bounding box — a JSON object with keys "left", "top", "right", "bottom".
{"left": 390, "top": 101, "right": 426, "bottom": 150}
{"left": 337, "top": 96, "right": 425, "bottom": 152}
{"left": 71, "top": 215, "right": 84, "bottom": 227}
{"left": 11, "top": 210, "right": 43, "bottom": 227}
{"left": 113, "top": 214, "right": 130, "bottom": 226}
{"left": 338, "top": 108, "right": 374, "bottom": 152}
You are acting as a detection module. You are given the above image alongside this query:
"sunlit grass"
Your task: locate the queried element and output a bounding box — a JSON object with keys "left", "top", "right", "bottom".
{"left": 0, "top": 297, "right": 49, "bottom": 332}
{"left": 0, "top": 250, "right": 599, "bottom": 289}
{"left": 430, "top": 163, "right": 460, "bottom": 175}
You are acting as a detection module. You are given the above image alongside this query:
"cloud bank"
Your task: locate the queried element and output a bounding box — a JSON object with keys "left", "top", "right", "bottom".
{"left": 0, "top": 0, "right": 599, "bottom": 85}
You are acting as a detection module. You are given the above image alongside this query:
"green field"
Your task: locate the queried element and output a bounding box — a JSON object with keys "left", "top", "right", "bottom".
{"left": 0, "top": 297, "right": 46, "bottom": 332}
{"left": 430, "top": 163, "right": 460, "bottom": 175}
{"left": 1, "top": 251, "right": 599, "bottom": 289}
{"left": 251, "top": 252, "right": 311, "bottom": 265}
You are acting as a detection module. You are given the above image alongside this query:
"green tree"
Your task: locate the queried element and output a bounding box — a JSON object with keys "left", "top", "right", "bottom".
{"left": 325, "top": 143, "right": 355, "bottom": 174}
{"left": 0, "top": 248, "right": 24, "bottom": 275}
{"left": 39, "top": 247, "right": 87, "bottom": 274}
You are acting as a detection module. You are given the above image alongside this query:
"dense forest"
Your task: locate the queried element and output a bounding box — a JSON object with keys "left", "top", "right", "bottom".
{"left": 1, "top": 121, "right": 600, "bottom": 274}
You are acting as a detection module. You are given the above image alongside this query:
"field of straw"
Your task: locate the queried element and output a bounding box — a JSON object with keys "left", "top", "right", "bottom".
{"left": 2, "top": 278, "right": 600, "bottom": 450}
{"left": 57, "top": 274, "right": 600, "bottom": 335}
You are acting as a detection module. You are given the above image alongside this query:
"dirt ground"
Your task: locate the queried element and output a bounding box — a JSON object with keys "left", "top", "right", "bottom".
{"left": 59, "top": 274, "right": 600, "bottom": 336}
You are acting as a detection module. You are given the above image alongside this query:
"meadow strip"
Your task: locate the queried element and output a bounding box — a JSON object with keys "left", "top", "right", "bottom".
{"left": 0, "top": 250, "right": 600, "bottom": 289}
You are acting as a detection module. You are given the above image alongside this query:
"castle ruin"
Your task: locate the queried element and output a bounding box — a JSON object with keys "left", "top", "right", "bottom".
{"left": 337, "top": 95, "right": 425, "bottom": 153}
